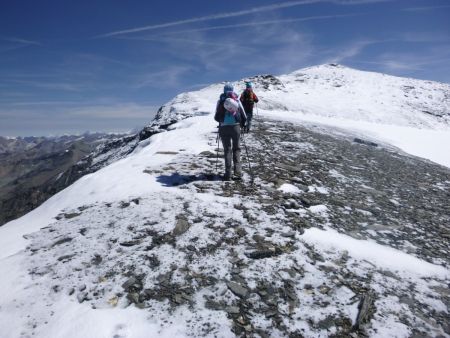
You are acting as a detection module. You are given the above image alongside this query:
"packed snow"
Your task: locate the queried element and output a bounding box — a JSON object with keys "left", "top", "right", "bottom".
{"left": 303, "top": 227, "right": 449, "bottom": 278}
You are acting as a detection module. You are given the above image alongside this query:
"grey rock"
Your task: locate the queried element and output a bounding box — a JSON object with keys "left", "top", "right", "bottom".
{"left": 51, "top": 237, "right": 73, "bottom": 247}
{"left": 122, "top": 277, "right": 143, "bottom": 292}
{"left": 317, "top": 315, "right": 335, "bottom": 330}
{"left": 119, "top": 240, "right": 140, "bottom": 247}
{"left": 172, "top": 215, "right": 190, "bottom": 236}
{"left": 227, "top": 281, "right": 249, "bottom": 298}
{"left": 353, "top": 293, "right": 375, "bottom": 330}
{"left": 354, "top": 138, "right": 378, "bottom": 147}
{"left": 205, "top": 300, "right": 223, "bottom": 311}
{"left": 64, "top": 212, "right": 81, "bottom": 219}
{"left": 57, "top": 254, "right": 75, "bottom": 262}
{"left": 127, "top": 292, "right": 140, "bottom": 304}
{"left": 92, "top": 254, "right": 102, "bottom": 265}
{"left": 225, "top": 306, "right": 240, "bottom": 314}
{"left": 281, "top": 231, "right": 296, "bottom": 238}
{"left": 319, "top": 285, "right": 331, "bottom": 295}
{"left": 77, "top": 292, "right": 88, "bottom": 303}
{"left": 246, "top": 247, "right": 282, "bottom": 259}
{"left": 173, "top": 294, "right": 183, "bottom": 304}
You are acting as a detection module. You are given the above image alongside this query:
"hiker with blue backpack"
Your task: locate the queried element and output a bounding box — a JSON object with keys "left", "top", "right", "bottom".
{"left": 240, "top": 81, "right": 259, "bottom": 133}
{"left": 214, "top": 83, "right": 247, "bottom": 181}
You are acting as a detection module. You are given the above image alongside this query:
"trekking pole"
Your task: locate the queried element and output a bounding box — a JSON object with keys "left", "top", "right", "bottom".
{"left": 215, "top": 128, "right": 220, "bottom": 175}
{"left": 240, "top": 131, "right": 254, "bottom": 185}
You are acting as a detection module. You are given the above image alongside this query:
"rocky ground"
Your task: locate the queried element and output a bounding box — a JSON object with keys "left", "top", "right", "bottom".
{"left": 22, "top": 117, "right": 450, "bottom": 337}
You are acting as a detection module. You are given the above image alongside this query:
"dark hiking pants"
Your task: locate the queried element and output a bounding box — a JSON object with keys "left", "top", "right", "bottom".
{"left": 219, "top": 124, "right": 241, "bottom": 177}
{"left": 244, "top": 106, "right": 254, "bottom": 131}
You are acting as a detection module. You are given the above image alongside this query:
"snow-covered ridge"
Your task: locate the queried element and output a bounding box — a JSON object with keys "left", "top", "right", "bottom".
{"left": 1, "top": 65, "right": 449, "bottom": 338}
{"left": 151, "top": 63, "right": 449, "bottom": 131}
{"left": 147, "top": 64, "right": 450, "bottom": 167}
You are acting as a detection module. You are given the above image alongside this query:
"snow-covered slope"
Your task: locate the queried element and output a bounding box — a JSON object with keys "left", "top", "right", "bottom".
{"left": 148, "top": 63, "right": 450, "bottom": 167}
{"left": 1, "top": 65, "right": 449, "bottom": 338}
{"left": 151, "top": 64, "right": 450, "bottom": 168}
{"left": 276, "top": 64, "right": 449, "bottom": 128}
{"left": 158, "top": 63, "right": 450, "bottom": 130}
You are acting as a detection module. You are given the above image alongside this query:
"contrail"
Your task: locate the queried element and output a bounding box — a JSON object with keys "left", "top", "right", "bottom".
{"left": 402, "top": 4, "right": 450, "bottom": 12}
{"left": 96, "top": 0, "right": 390, "bottom": 38}
{"left": 147, "top": 13, "right": 365, "bottom": 36}
{"left": 1, "top": 37, "right": 42, "bottom": 45}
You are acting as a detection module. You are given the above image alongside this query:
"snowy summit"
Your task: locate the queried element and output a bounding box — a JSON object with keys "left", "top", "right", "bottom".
{"left": 0, "top": 64, "right": 449, "bottom": 338}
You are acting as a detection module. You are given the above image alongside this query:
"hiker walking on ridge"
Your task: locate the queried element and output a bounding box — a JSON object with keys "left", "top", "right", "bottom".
{"left": 214, "top": 83, "right": 247, "bottom": 181}
{"left": 240, "top": 81, "right": 259, "bottom": 133}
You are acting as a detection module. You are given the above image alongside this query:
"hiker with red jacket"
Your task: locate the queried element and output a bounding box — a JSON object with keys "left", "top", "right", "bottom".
{"left": 214, "top": 83, "right": 247, "bottom": 181}
{"left": 240, "top": 81, "right": 259, "bottom": 132}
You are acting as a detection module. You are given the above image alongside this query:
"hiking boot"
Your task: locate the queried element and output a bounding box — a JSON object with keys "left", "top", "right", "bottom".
{"left": 233, "top": 171, "right": 242, "bottom": 180}
{"left": 223, "top": 172, "right": 231, "bottom": 181}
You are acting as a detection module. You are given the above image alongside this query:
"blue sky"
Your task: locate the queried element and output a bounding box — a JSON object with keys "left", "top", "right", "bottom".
{"left": 1, "top": 0, "right": 449, "bottom": 136}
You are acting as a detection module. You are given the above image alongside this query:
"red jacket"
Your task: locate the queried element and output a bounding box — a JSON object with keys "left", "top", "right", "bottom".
{"left": 240, "top": 89, "right": 259, "bottom": 109}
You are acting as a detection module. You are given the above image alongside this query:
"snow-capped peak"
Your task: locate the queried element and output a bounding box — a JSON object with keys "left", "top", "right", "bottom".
{"left": 148, "top": 63, "right": 449, "bottom": 133}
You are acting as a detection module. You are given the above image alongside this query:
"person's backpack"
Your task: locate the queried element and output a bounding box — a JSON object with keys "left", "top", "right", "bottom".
{"left": 214, "top": 93, "right": 226, "bottom": 122}
{"left": 224, "top": 98, "right": 239, "bottom": 112}
{"left": 241, "top": 89, "right": 255, "bottom": 105}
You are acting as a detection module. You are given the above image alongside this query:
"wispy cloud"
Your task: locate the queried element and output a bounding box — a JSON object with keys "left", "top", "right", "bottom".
{"left": 402, "top": 5, "right": 450, "bottom": 12}
{"left": 145, "top": 16, "right": 314, "bottom": 76}
{"left": 0, "top": 100, "right": 81, "bottom": 107}
{"left": 351, "top": 59, "right": 425, "bottom": 71}
{"left": 399, "top": 32, "right": 450, "bottom": 44}
{"left": 117, "top": 35, "right": 234, "bottom": 48}
{"left": 350, "top": 44, "right": 450, "bottom": 78}
{"left": 131, "top": 13, "right": 363, "bottom": 37}
{"left": 133, "top": 65, "right": 192, "bottom": 89}
{"left": 325, "top": 39, "right": 385, "bottom": 63}
{"left": 0, "top": 37, "right": 42, "bottom": 53}
{"left": 96, "top": 0, "right": 389, "bottom": 38}
{"left": 2, "top": 37, "right": 41, "bottom": 45}
{"left": 322, "top": 32, "right": 450, "bottom": 65}
{"left": 7, "top": 79, "right": 84, "bottom": 92}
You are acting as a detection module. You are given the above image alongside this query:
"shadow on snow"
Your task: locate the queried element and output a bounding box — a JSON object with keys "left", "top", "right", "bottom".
{"left": 156, "top": 172, "right": 221, "bottom": 187}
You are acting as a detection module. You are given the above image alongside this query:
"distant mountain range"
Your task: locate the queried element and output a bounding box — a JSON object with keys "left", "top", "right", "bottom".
{"left": 0, "top": 133, "right": 129, "bottom": 225}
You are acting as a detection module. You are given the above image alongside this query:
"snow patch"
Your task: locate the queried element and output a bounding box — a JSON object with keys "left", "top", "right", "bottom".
{"left": 302, "top": 228, "right": 450, "bottom": 278}
{"left": 308, "top": 204, "right": 328, "bottom": 214}
{"left": 277, "top": 183, "right": 301, "bottom": 194}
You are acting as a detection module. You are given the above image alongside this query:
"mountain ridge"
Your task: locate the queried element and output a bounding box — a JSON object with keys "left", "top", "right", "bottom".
{"left": 0, "top": 64, "right": 449, "bottom": 337}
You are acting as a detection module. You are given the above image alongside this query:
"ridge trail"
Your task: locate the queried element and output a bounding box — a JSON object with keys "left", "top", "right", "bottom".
{"left": 16, "top": 117, "right": 450, "bottom": 337}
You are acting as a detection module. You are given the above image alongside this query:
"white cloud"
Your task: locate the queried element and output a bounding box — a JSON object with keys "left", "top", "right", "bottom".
{"left": 133, "top": 65, "right": 192, "bottom": 89}
{"left": 326, "top": 39, "right": 379, "bottom": 63}
{"left": 349, "top": 44, "right": 450, "bottom": 80}
{"left": 1, "top": 37, "right": 41, "bottom": 45}
{"left": 0, "top": 37, "right": 42, "bottom": 53}
{"left": 144, "top": 13, "right": 364, "bottom": 36}
{"left": 7, "top": 79, "right": 84, "bottom": 92}
{"left": 132, "top": 14, "right": 315, "bottom": 76}
{"left": 402, "top": 5, "right": 450, "bottom": 12}
{"left": 96, "top": 0, "right": 390, "bottom": 38}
